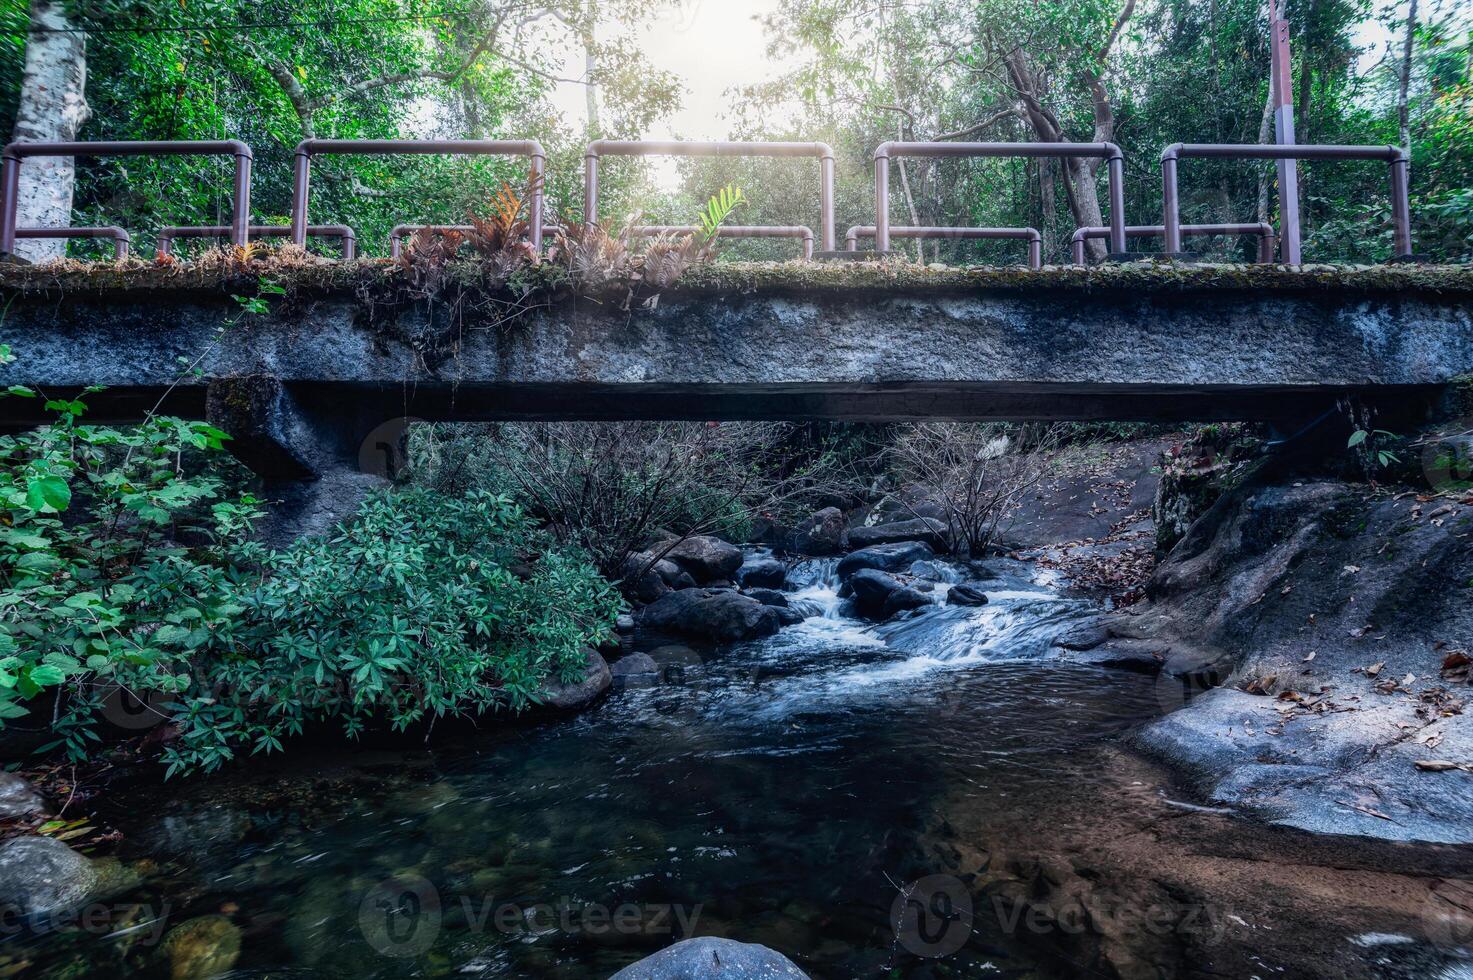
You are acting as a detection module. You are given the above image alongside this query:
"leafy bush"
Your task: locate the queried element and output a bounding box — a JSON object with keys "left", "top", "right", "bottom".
{"left": 0, "top": 366, "right": 619, "bottom": 775}
{"left": 161, "top": 488, "right": 619, "bottom": 776}
{"left": 0, "top": 363, "right": 256, "bottom": 760}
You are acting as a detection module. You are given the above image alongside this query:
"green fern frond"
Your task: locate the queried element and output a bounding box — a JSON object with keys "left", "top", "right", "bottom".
{"left": 696, "top": 184, "right": 746, "bottom": 243}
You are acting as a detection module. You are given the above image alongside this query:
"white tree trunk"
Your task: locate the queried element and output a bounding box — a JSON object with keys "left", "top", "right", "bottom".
{"left": 9, "top": 0, "right": 90, "bottom": 262}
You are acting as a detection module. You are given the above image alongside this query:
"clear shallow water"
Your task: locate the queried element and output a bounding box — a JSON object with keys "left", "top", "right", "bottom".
{"left": 0, "top": 559, "right": 1262, "bottom": 977}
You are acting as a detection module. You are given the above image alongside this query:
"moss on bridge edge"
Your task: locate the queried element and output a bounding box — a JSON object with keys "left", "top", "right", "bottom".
{"left": 2, "top": 254, "right": 1472, "bottom": 304}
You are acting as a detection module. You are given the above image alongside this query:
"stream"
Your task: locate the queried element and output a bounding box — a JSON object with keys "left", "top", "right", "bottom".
{"left": 6, "top": 554, "right": 1467, "bottom": 978}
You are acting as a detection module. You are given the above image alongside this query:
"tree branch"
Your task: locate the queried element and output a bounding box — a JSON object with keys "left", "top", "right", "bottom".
{"left": 933, "top": 106, "right": 1019, "bottom": 141}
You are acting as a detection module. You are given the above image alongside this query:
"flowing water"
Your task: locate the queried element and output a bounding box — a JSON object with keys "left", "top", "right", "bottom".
{"left": 6, "top": 555, "right": 1464, "bottom": 978}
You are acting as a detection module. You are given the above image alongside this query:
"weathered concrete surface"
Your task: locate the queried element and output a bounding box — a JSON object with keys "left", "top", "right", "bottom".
{"left": 1, "top": 262, "right": 1470, "bottom": 425}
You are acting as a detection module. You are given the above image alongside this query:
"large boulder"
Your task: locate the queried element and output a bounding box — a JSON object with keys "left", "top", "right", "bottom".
{"left": 610, "top": 937, "right": 809, "bottom": 979}
{"left": 0, "top": 772, "right": 47, "bottom": 819}
{"left": 847, "top": 518, "right": 950, "bottom": 552}
{"left": 662, "top": 536, "right": 744, "bottom": 583}
{"left": 735, "top": 557, "right": 786, "bottom": 590}
{"left": 622, "top": 552, "right": 698, "bottom": 603}
{"left": 836, "top": 541, "right": 935, "bottom": 579}
{"left": 946, "top": 583, "right": 990, "bottom": 607}
{"left": 742, "top": 588, "right": 789, "bottom": 608}
{"left": 0, "top": 835, "right": 99, "bottom": 914}
{"left": 536, "top": 649, "right": 611, "bottom": 711}
{"left": 639, "top": 589, "right": 782, "bottom": 644}
{"left": 848, "top": 569, "right": 931, "bottom": 619}
{"left": 793, "top": 507, "right": 847, "bottom": 556}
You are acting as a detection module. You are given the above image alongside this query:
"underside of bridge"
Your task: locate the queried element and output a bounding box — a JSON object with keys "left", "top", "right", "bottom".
{"left": 2, "top": 260, "right": 1470, "bottom": 528}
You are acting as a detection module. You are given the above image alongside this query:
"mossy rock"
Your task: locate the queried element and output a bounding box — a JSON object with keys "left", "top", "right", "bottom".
{"left": 158, "top": 915, "right": 242, "bottom": 980}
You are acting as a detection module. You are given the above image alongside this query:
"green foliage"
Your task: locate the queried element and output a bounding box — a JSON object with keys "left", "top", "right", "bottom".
{"left": 1348, "top": 427, "right": 1401, "bottom": 472}
{"left": 0, "top": 387, "right": 255, "bottom": 757}
{"left": 0, "top": 389, "right": 619, "bottom": 775}
{"left": 158, "top": 488, "right": 620, "bottom": 776}
{"left": 696, "top": 185, "right": 746, "bottom": 243}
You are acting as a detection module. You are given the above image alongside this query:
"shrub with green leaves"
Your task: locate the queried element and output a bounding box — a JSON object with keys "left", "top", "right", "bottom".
{"left": 0, "top": 364, "right": 620, "bottom": 775}
{"left": 161, "top": 488, "right": 620, "bottom": 776}
{"left": 0, "top": 367, "right": 255, "bottom": 760}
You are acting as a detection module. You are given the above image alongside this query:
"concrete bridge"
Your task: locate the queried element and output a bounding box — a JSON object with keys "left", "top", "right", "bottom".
{"left": 1, "top": 261, "right": 1470, "bottom": 534}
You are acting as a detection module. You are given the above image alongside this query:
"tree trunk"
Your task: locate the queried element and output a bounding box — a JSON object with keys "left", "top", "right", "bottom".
{"left": 9, "top": 0, "right": 91, "bottom": 261}
{"left": 1397, "top": 0, "right": 1418, "bottom": 151}
{"left": 1003, "top": 49, "right": 1111, "bottom": 260}
{"left": 582, "top": 0, "right": 600, "bottom": 134}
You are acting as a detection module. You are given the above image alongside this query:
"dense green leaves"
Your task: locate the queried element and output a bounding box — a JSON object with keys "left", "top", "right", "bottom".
{"left": 0, "top": 389, "right": 619, "bottom": 775}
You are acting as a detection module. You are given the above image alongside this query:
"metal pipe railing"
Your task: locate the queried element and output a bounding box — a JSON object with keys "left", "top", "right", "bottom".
{"left": 389, "top": 224, "right": 563, "bottom": 259}
{"left": 873, "top": 142, "right": 1127, "bottom": 256}
{"left": 583, "top": 140, "right": 836, "bottom": 252}
{"left": 631, "top": 225, "right": 815, "bottom": 259}
{"left": 158, "top": 224, "right": 357, "bottom": 259}
{"left": 1071, "top": 223, "right": 1276, "bottom": 264}
{"left": 291, "top": 139, "right": 546, "bottom": 251}
{"left": 0, "top": 140, "right": 252, "bottom": 254}
{"left": 845, "top": 225, "right": 1042, "bottom": 269}
{"left": 14, "top": 226, "right": 131, "bottom": 260}
{"left": 1160, "top": 143, "right": 1412, "bottom": 260}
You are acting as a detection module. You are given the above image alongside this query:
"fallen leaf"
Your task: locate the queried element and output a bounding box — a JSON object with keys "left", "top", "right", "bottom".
{"left": 1415, "top": 760, "right": 1465, "bottom": 772}
{"left": 1343, "top": 564, "right": 1361, "bottom": 574}
{"left": 1336, "top": 799, "right": 1396, "bottom": 821}
{"left": 1365, "top": 662, "right": 1385, "bottom": 677}
{"left": 1303, "top": 651, "right": 1317, "bottom": 663}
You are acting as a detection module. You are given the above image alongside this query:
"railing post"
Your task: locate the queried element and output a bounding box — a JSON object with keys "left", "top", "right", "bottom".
{"left": 819, "top": 150, "right": 836, "bottom": 252}
{"left": 1027, "top": 231, "right": 1042, "bottom": 270}
{"left": 874, "top": 148, "right": 891, "bottom": 254}
{"left": 291, "top": 144, "right": 312, "bottom": 247}
{"left": 1390, "top": 151, "right": 1413, "bottom": 259}
{"left": 529, "top": 150, "right": 546, "bottom": 250}
{"left": 0, "top": 149, "right": 20, "bottom": 255}
{"left": 1161, "top": 147, "right": 1182, "bottom": 255}
{"left": 584, "top": 150, "right": 600, "bottom": 227}
{"left": 1105, "top": 149, "right": 1127, "bottom": 255}
{"left": 1257, "top": 225, "right": 1277, "bottom": 263}
{"left": 231, "top": 145, "right": 253, "bottom": 247}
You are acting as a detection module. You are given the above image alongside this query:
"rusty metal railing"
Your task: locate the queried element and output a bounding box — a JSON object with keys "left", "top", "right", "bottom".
{"left": 632, "top": 225, "right": 815, "bottom": 259}
{"left": 0, "top": 140, "right": 252, "bottom": 255}
{"left": 1071, "top": 223, "right": 1276, "bottom": 264}
{"left": 158, "top": 224, "right": 357, "bottom": 259}
{"left": 845, "top": 225, "right": 1042, "bottom": 269}
{"left": 874, "top": 142, "right": 1127, "bottom": 256}
{"left": 583, "top": 140, "right": 836, "bottom": 252}
{"left": 388, "top": 224, "right": 563, "bottom": 259}
{"left": 14, "top": 226, "right": 131, "bottom": 260}
{"left": 1160, "top": 143, "right": 1412, "bottom": 261}
{"left": 291, "top": 139, "right": 546, "bottom": 251}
